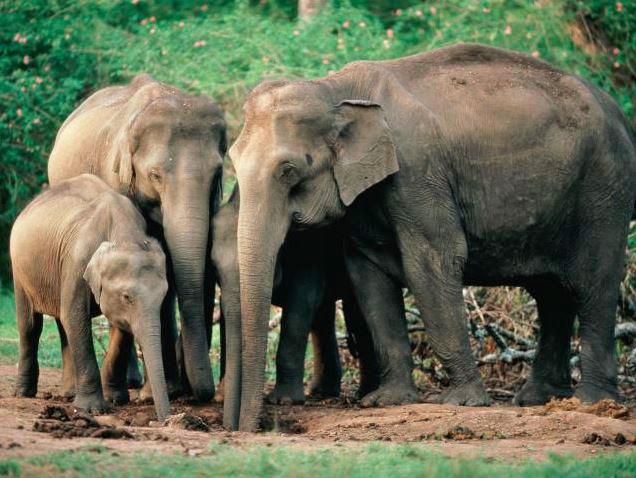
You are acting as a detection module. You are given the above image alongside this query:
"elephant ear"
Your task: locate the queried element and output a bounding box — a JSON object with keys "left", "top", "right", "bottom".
{"left": 83, "top": 242, "right": 115, "bottom": 305}
{"left": 332, "top": 100, "right": 399, "bottom": 206}
{"left": 106, "top": 118, "right": 135, "bottom": 193}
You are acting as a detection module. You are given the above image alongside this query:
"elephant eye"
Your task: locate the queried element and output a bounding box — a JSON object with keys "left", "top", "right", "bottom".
{"left": 278, "top": 162, "right": 297, "bottom": 182}
{"left": 122, "top": 293, "right": 134, "bottom": 305}
{"left": 148, "top": 170, "right": 162, "bottom": 183}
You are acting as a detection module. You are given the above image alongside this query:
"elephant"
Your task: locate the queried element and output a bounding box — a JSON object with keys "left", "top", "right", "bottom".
{"left": 48, "top": 74, "right": 227, "bottom": 401}
{"left": 225, "top": 43, "right": 636, "bottom": 431}
{"left": 211, "top": 186, "right": 380, "bottom": 408}
{"left": 10, "top": 174, "right": 171, "bottom": 420}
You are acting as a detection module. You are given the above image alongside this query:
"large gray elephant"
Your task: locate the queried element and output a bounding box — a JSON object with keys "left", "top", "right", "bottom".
{"left": 10, "top": 174, "right": 171, "bottom": 420}
{"left": 226, "top": 43, "right": 636, "bottom": 431}
{"left": 48, "top": 75, "right": 227, "bottom": 401}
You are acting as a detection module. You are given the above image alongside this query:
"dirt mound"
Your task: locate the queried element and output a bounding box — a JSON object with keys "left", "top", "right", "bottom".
{"left": 541, "top": 397, "right": 630, "bottom": 419}
{"left": 33, "top": 405, "right": 134, "bottom": 439}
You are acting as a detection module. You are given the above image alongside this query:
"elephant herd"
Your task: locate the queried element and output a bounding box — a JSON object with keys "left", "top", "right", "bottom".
{"left": 9, "top": 44, "right": 636, "bottom": 432}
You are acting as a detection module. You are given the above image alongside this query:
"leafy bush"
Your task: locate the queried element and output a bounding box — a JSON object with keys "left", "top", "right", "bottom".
{"left": 0, "top": 0, "right": 634, "bottom": 283}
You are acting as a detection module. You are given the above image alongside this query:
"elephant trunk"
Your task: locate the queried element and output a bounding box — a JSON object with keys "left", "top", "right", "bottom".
{"left": 236, "top": 191, "right": 289, "bottom": 431}
{"left": 163, "top": 190, "right": 214, "bottom": 402}
{"left": 220, "top": 281, "right": 241, "bottom": 430}
{"left": 136, "top": 319, "right": 171, "bottom": 421}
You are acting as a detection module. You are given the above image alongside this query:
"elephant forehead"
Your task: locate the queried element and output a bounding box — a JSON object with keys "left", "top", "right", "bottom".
{"left": 247, "top": 83, "right": 329, "bottom": 119}
{"left": 142, "top": 96, "right": 224, "bottom": 127}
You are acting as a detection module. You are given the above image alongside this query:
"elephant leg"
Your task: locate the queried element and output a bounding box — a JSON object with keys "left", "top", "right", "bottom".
{"left": 345, "top": 250, "right": 419, "bottom": 407}
{"left": 61, "top": 281, "right": 109, "bottom": 414}
{"left": 101, "top": 326, "right": 132, "bottom": 405}
{"left": 514, "top": 284, "right": 575, "bottom": 406}
{"left": 14, "top": 282, "right": 43, "bottom": 397}
{"left": 342, "top": 293, "right": 380, "bottom": 399}
{"left": 55, "top": 318, "right": 75, "bottom": 398}
{"left": 308, "top": 299, "right": 342, "bottom": 399}
{"left": 573, "top": 247, "right": 624, "bottom": 403}
{"left": 126, "top": 341, "right": 143, "bottom": 389}
{"left": 267, "top": 305, "right": 313, "bottom": 405}
{"left": 398, "top": 234, "right": 490, "bottom": 407}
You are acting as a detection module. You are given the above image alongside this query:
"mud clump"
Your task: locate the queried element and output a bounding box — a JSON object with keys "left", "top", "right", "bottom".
{"left": 582, "top": 432, "right": 635, "bottom": 447}
{"left": 420, "top": 425, "right": 505, "bottom": 441}
{"left": 165, "top": 413, "right": 209, "bottom": 432}
{"left": 261, "top": 412, "right": 307, "bottom": 434}
{"left": 443, "top": 426, "right": 475, "bottom": 440}
{"left": 542, "top": 398, "right": 630, "bottom": 419}
{"left": 34, "top": 405, "right": 134, "bottom": 439}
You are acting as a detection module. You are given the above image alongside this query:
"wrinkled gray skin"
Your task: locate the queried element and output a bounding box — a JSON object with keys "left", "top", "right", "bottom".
{"left": 10, "top": 175, "right": 171, "bottom": 420}
{"left": 211, "top": 186, "right": 380, "bottom": 410}
{"left": 228, "top": 43, "right": 636, "bottom": 431}
{"left": 48, "top": 75, "right": 226, "bottom": 401}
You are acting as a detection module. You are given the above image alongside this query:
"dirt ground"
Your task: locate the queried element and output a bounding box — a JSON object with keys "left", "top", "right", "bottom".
{"left": 1, "top": 365, "right": 635, "bottom": 462}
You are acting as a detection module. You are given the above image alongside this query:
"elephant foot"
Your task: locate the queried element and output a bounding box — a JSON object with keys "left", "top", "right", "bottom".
{"left": 513, "top": 380, "right": 573, "bottom": 406}
{"left": 360, "top": 382, "right": 420, "bottom": 408}
{"left": 267, "top": 383, "right": 306, "bottom": 405}
{"left": 356, "top": 377, "right": 380, "bottom": 400}
{"left": 139, "top": 379, "right": 182, "bottom": 403}
{"left": 59, "top": 382, "right": 75, "bottom": 399}
{"left": 214, "top": 378, "right": 225, "bottom": 403}
{"left": 14, "top": 381, "right": 37, "bottom": 398}
{"left": 575, "top": 382, "right": 621, "bottom": 404}
{"left": 138, "top": 381, "right": 153, "bottom": 403}
{"left": 188, "top": 381, "right": 215, "bottom": 403}
{"left": 308, "top": 379, "right": 340, "bottom": 399}
{"left": 103, "top": 386, "right": 130, "bottom": 406}
{"left": 72, "top": 393, "right": 111, "bottom": 414}
{"left": 127, "top": 375, "right": 143, "bottom": 390}
{"left": 441, "top": 380, "right": 491, "bottom": 406}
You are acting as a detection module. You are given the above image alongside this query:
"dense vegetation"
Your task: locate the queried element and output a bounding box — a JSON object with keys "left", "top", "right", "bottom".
{"left": 1, "top": 0, "right": 634, "bottom": 285}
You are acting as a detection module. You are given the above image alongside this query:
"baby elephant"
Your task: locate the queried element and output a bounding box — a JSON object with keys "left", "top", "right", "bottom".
{"left": 10, "top": 174, "right": 171, "bottom": 420}
{"left": 212, "top": 186, "right": 380, "bottom": 412}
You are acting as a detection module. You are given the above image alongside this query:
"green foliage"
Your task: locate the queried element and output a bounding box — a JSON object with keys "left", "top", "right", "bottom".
{"left": 2, "top": 444, "right": 636, "bottom": 477}
{"left": 0, "top": 0, "right": 634, "bottom": 281}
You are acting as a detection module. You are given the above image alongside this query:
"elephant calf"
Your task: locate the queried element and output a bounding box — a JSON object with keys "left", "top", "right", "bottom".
{"left": 211, "top": 186, "right": 380, "bottom": 408}
{"left": 10, "top": 174, "right": 171, "bottom": 420}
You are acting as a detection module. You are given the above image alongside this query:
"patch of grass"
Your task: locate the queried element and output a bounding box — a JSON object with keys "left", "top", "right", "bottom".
{"left": 0, "top": 288, "right": 61, "bottom": 368}
{"left": 2, "top": 444, "right": 635, "bottom": 477}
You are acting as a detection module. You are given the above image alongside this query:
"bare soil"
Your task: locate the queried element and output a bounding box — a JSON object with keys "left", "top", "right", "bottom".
{"left": 1, "top": 365, "right": 635, "bottom": 462}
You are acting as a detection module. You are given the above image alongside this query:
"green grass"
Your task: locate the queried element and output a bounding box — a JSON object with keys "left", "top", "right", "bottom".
{"left": 0, "top": 288, "right": 61, "bottom": 368}
{"left": 0, "top": 443, "right": 635, "bottom": 478}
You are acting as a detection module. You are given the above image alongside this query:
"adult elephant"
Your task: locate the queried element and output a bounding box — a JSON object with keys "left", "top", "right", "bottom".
{"left": 48, "top": 74, "right": 226, "bottom": 401}
{"left": 226, "top": 43, "right": 636, "bottom": 431}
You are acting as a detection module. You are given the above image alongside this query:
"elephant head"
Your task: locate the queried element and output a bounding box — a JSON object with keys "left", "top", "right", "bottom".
{"left": 227, "top": 80, "right": 398, "bottom": 430}
{"left": 106, "top": 75, "right": 227, "bottom": 400}
{"left": 84, "top": 239, "right": 171, "bottom": 420}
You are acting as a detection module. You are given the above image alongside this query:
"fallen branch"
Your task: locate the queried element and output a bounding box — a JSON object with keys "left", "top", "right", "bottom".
{"left": 615, "top": 322, "right": 636, "bottom": 341}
